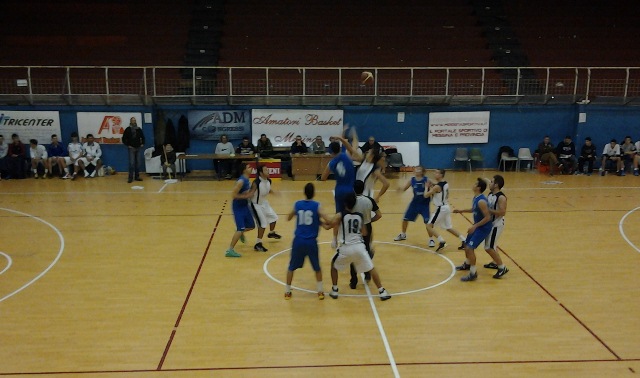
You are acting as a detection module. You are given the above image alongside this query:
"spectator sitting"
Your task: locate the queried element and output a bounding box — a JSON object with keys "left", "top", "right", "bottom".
{"left": 73, "top": 134, "right": 102, "bottom": 180}
{"left": 236, "top": 136, "right": 256, "bottom": 156}
{"left": 29, "top": 139, "right": 48, "bottom": 179}
{"left": 599, "top": 139, "right": 623, "bottom": 176}
{"left": 620, "top": 136, "right": 637, "bottom": 173}
{"left": 256, "top": 134, "right": 274, "bottom": 156}
{"left": 214, "top": 134, "right": 234, "bottom": 180}
{"left": 0, "top": 135, "right": 8, "bottom": 180}
{"left": 64, "top": 132, "right": 83, "bottom": 179}
{"left": 556, "top": 135, "right": 577, "bottom": 174}
{"left": 360, "top": 136, "right": 384, "bottom": 156}
{"left": 536, "top": 135, "right": 562, "bottom": 175}
{"left": 161, "top": 143, "right": 177, "bottom": 179}
{"left": 634, "top": 138, "right": 640, "bottom": 176}
{"left": 290, "top": 135, "right": 308, "bottom": 155}
{"left": 577, "top": 137, "right": 597, "bottom": 175}
{"left": 7, "top": 133, "right": 27, "bottom": 179}
{"left": 310, "top": 136, "right": 326, "bottom": 154}
{"left": 47, "top": 134, "right": 67, "bottom": 178}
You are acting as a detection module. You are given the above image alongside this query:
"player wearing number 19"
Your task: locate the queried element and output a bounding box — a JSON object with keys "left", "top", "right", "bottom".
{"left": 327, "top": 193, "right": 391, "bottom": 301}
{"left": 284, "top": 183, "right": 334, "bottom": 300}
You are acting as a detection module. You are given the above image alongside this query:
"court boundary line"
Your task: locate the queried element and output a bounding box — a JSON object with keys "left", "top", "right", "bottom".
{"left": 1, "top": 358, "right": 638, "bottom": 376}
{"left": 156, "top": 200, "right": 228, "bottom": 370}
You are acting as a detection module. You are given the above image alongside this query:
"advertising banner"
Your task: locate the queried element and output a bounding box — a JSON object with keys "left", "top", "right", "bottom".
{"left": 251, "top": 109, "right": 343, "bottom": 147}
{"left": 77, "top": 112, "right": 142, "bottom": 144}
{"left": 188, "top": 110, "right": 251, "bottom": 141}
{"left": 247, "top": 159, "right": 282, "bottom": 180}
{"left": 428, "top": 111, "right": 490, "bottom": 144}
{"left": 0, "top": 111, "right": 61, "bottom": 143}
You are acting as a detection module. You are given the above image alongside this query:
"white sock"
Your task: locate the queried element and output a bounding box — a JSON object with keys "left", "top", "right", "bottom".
{"left": 285, "top": 284, "right": 291, "bottom": 292}
{"left": 332, "top": 285, "right": 338, "bottom": 291}
{"left": 438, "top": 236, "right": 445, "bottom": 242}
{"left": 33, "top": 169, "right": 37, "bottom": 173}
{"left": 470, "top": 266, "right": 477, "bottom": 275}
{"left": 316, "top": 281, "right": 323, "bottom": 292}
{"left": 459, "top": 235, "right": 466, "bottom": 242}
{"left": 498, "top": 264, "right": 505, "bottom": 269}
{"left": 64, "top": 168, "right": 69, "bottom": 174}
{"left": 378, "top": 287, "right": 386, "bottom": 294}
{"left": 45, "top": 169, "right": 48, "bottom": 174}
{"left": 256, "top": 238, "right": 262, "bottom": 243}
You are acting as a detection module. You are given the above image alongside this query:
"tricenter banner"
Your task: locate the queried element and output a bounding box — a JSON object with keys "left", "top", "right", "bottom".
{"left": 252, "top": 109, "right": 343, "bottom": 147}
{"left": 428, "top": 111, "right": 490, "bottom": 144}
{"left": 77, "top": 112, "right": 142, "bottom": 144}
{"left": 0, "top": 110, "right": 61, "bottom": 143}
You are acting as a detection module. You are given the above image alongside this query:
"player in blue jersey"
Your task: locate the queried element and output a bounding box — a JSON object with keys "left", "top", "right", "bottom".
{"left": 453, "top": 178, "right": 494, "bottom": 281}
{"left": 225, "top": 163, "right": 256, "bottom": 258}
{"left": 321, "top": 131, "right": 357, "bottom": 249}
{"left": 393, "top": 166, "right": 432, "bottom": 242}
{"left": 284, "top": 183, "right": 334, "bottom": 300}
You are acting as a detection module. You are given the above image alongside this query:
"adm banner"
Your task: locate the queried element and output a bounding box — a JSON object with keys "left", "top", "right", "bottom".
{"left": 0, "top": 111, "right": 61, "bottom": 143}
{"left": 188, "top": 110, "right": 251, "bottom": 141}
{"left": 252, "top": 109, "right": 343, "bottom": 147}
{"left": 428, "top": 111, "right": 490, "bottom": 145}
{"left": 77, "top": 112, "right": 142, "bottom": 144}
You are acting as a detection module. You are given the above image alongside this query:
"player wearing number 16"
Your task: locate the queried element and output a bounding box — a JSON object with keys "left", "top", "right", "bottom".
{"left": 284, "top": 183, "right": 335, "bottom": 300}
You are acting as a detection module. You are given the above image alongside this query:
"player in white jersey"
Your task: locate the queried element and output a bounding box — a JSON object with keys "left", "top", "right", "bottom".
{"left": 355, "top": 148, "right": 389, "bottom": 202}
{"left": 62, "top": 132, "right": 83, "bottom": 179}
{"left": 250, "top": 165, "right": 281, "bottom": 252}
{"left": 423, "top": 169, "right": 466, "bottom": 252}
{"left": 482, "top": 175, "right": 509, "bottom": 278}
{"left": 349, "top": 180, "right": 382, "bottom": 289}
{"left": 327, "top": 192, "right": 391, "bottom": 301}
{"left": 73, "top": 134, "right": 102, "bottom": 179}
{"left": 29, "top": 139, "right": 48, "bottom": 178}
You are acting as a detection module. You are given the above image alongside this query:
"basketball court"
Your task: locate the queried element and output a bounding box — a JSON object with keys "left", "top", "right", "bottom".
{"left": 1, "top": 170, "right": 639, "bottom": 377}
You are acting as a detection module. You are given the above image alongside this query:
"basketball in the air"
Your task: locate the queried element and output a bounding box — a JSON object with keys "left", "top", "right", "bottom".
{"left": 361, "top": 71, "right": 373, "bottom": 84}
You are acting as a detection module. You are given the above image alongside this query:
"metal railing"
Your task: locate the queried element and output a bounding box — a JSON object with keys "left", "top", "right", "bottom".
{"left": 1, "top": 66, "right": 639, "bottom": 106}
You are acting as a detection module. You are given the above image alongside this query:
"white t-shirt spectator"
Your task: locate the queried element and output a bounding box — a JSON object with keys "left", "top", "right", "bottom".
{"left": 30, "top": 144, "right": 48, "bottom": 159}
{"left": 602, "top": 143, "right": 621, "bottom": 157}
{"left": 215, "top": 141, "right": 234, "bottom": 155}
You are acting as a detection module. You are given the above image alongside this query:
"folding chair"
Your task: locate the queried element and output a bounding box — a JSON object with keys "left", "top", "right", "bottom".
{"left": 453, "top": 148, "right": 471, "bottom": 172}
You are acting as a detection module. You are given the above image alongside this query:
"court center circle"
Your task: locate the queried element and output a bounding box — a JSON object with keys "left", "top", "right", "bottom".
{"left": 263, "top": 241, "right": 456, "bottom": 297}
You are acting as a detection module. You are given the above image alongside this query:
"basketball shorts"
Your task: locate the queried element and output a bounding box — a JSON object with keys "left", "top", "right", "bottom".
{"left": 429, "top": 205, "right": 453, "bottom": 229}
{"left": 332, "top": 243, "right": 374, "bottom": 274}
{"left": 251, "top": 200, "right": 278, "bottom": 229}
{"left": 233, "top": 205, "right": 256, "bottom": 231}
{"left": 289, "top": 237, "right": 320, "bottom": 271}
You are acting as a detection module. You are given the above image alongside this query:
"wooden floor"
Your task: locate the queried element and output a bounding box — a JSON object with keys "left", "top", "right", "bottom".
{"left": 1, "top": 170, "right": 640, "bottom": 377}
